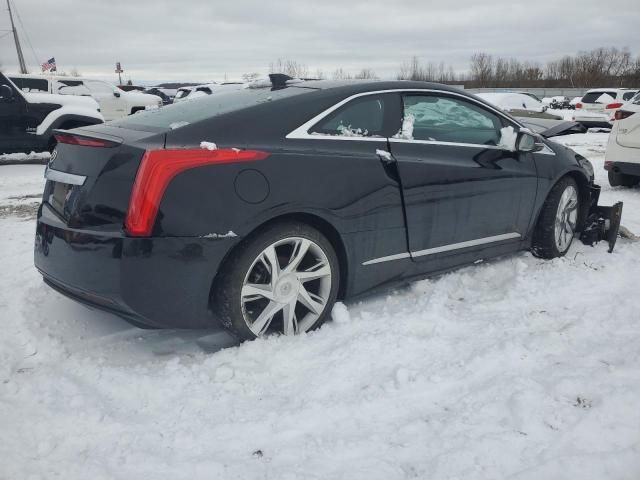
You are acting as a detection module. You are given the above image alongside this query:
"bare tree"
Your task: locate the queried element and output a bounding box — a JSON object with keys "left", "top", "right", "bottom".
{"left": 269, "top": 58, "right": 308, "bottom": 78}
{"left": 354, "top": 68, "right": 377, "bottom": 79}
{"left": 332, "top": 68, "right": 352, "bottom": 80}
{"left": 469, "top": 53, "right": 494, "bottom": 87}
{"left": 241, "top": 72, "right": 260, "bottom": 83}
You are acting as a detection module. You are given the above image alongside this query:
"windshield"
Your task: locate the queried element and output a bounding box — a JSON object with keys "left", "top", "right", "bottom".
{"left": 111, "top": 86, "right": 308, "bottom": 130}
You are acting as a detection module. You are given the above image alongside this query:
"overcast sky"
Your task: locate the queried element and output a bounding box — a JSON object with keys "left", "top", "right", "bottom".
{"left": 1, "top": 0, "right": 639, "bottom": 84}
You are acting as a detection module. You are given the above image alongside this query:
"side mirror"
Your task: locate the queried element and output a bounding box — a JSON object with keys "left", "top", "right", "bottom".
{"left": 113, "top": 91, "right": 121, "bottom": 98}
{"left": 517, "top": 130, "right": 543, "bottom": 153}
{"left": 0, "top": 84, "right": 14, "bottom": 102}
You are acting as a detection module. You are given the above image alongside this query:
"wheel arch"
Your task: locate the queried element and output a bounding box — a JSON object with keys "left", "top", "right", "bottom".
{"left": 212, "top": 212, "right": 350, "bottom": 302}
{"left": 531, "top": 168, "right": 591, "bottom": 236}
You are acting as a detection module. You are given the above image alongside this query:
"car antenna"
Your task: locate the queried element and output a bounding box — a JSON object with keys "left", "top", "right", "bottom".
{"left": 269, "top": 73, "right": 293, "bottom": 90}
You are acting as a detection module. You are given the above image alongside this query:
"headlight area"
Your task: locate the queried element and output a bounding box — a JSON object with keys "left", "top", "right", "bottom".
{"left": 576, "top": 154, "right": 594, "bottom": 181}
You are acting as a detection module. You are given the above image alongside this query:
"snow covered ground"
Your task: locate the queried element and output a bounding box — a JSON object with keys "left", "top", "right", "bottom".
{"left": 1, "top": 133, "right": 639, "bottom": 479}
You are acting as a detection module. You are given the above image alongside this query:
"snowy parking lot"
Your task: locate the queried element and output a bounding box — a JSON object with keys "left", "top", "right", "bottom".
{"left": 1, "top": 133, "right": 639, "bottom": 479}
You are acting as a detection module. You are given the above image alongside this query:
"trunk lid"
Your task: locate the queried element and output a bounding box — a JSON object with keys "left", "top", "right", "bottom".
{"left": 43, "top": 124, "right": 166, "bottom": 230}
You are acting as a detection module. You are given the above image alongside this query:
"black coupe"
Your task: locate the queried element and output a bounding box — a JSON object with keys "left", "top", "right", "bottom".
{"left": 34, "top": 75, "right": 621, "bottom": 340}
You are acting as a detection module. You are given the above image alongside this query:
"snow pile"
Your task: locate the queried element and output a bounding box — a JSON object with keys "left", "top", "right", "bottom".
{"left": 201, "top": 230, "right": 237, "bottom": 239}
{"left": 200, "top": 141, "right": 218, "bottom": 150}
{"left": 0, "top": 151, "right": 50, "bottom": 165}
{"left": 498, "top": 125, "right": 518, "bottom": 151}
{"left": 1, "top": 133, "right": 640, "bottom": 479}
{"left": 337, "top": 124, "right": 368, "bottom": 137}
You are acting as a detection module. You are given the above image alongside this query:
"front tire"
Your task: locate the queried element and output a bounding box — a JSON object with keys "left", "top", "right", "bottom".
{"left": 532, "top": 177, "right": 580, "bottom": 259}
{"left": 212, "top": 222, "right": 339, "bottom": 341}
{"left": 608, "top": 171, "right": 639, "bottom": 187}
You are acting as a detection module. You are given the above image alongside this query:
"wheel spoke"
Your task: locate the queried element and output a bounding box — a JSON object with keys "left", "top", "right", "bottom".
{"left": 250, "top": 300, "right": 283, "bottom": 335}
{"left": 284, "top": 239, "right": 311, "bottom": 273}
{"left": 297, "top": 261, "right": 331, "bottom": 282}
{"left": 242, "top": 283, "right": 275, "bottom": 302}
{"left": 261, "top": 245, "right": 280, "bottom": 285}
{"left": 297, "top": 285, "right": 324, "bottom": 315}
{"left": 282, "top": 300, "right": 298, "bottom": 335}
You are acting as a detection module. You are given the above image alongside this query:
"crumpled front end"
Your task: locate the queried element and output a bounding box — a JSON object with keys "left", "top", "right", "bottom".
{"left": 579, "top": 184, "right": 623, "bottom": 253}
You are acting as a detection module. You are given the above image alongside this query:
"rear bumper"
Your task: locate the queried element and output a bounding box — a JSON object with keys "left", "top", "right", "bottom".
{"left": 34, "top": 203, "right": 236, "bottom": 329}
{"left": 604, "top": 161, "right": 640, "bottom": 177}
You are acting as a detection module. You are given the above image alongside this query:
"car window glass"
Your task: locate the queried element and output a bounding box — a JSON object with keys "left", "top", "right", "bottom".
{"left": 633, "top": 93, "right": 640, "bottom": 105}
{"left": 9, "top": 77, "right": 48, "bottom": 92}
{"left": 622, "top": 91, "right": 636, "bottom": 101}
{"left": 581, "top": 91, "right": 616, "bottom": 103}
{"left": 400, "top": 94, "right": 503, "bottom": 145}
{"left": 86, "top": 80, "right": 115, "bottom": 95}
{"left": 112, "top": 86, "right": 307, "bottom": 129}
{"left": 311, "top": 96, "right": 386, "bottom": 137}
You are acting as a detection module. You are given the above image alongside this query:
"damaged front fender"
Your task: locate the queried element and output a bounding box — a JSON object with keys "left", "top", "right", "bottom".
{"left": 579, "top": 184, "right": 623, "bottom": 253}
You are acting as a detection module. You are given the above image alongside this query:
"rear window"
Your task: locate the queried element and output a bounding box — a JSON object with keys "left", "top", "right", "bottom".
{"left": 111, "top": 87, "right": 308, "bottom": 130}
{"left": 9, "top": 77, "right": 48, "bottom": 92}
{"left": 581, "top": 91, "right": 617, "bottom": 103}
{"left": 623, "top": 91, "right": 637, "bottom": 101}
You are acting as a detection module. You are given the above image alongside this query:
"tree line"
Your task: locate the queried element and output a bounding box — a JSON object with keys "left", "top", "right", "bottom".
{"left": 261, "top": 47, "right": 639, "bottom": 88}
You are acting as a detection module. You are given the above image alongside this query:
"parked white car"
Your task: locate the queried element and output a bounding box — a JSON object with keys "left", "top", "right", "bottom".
{"left": 173, "top": 82, "right": 244, "bottom": 103}
{"left": 9, "top": 74, "right": 163, "bottom": 121}
{"left": 476, "top": 92, "right": 547, "bottom": 113}
{"left": 605, "top": 92, "right": 640, "bottom": 187}
{"left": 574, "top": 88, "right": 638, "bottom": 128}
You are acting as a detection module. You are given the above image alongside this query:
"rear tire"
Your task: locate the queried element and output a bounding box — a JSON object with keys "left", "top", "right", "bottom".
{"left": 212, "top": 222, "right": 340, "bottom": 341}
{"left": 531, "top": 177, "right": 580, "bottom": 259}
{"left": 608, "top": 171, "right": 639, "bottom": 187}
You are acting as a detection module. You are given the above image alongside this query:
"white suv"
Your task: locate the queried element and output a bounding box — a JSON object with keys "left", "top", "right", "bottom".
{"left": 605, "top": 92, "right": 640, "bottom": 187}
{"left": 9, "top": 74, "right": 163, "bottom": 121}
{"left": 574, "top": 88, "right": 638, "bottom": 128}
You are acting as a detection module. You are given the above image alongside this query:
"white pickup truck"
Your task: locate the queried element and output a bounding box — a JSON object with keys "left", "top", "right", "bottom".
{"left": 9, "top": 74, "right": 162, "bottom": 121}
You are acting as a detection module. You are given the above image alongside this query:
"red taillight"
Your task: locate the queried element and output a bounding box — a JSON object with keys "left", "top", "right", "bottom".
{"left": 575, "top": 102, "right": 583, "bottom": 109}
{"left": 125, "top": 148, "right": 269, "bottom": 237}
{"left": 605, "top": 102, "right": 623, "bottom": 110}
{"left": 614, "top": 110, "right": 635, "bottom": 121}
{"left": 54, "top": 133, "right": 119, "bottom": 148}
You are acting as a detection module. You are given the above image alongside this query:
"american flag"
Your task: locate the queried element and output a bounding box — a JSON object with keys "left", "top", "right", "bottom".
{"left": 41, "top": 57, "right": 57, "bottom": 72}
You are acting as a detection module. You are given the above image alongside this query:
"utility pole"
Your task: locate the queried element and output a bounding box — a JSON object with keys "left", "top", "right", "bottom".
{"left": 7, "top": 0, "right": 28, "bottom": 73}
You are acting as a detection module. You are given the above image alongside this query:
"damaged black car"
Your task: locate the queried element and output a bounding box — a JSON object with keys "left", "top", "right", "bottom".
{"left": 34, "top": 76, "right": 622, "bottom": 340}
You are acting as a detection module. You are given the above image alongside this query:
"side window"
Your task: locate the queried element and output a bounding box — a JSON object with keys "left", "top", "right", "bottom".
{"left": 57, "top": 80, "right": 91, "bottom": 96}
{"left": 9, "top": 77, "right": 48, "bottom": 92}
{"left": 622, "top": 91, "right": 636, "bottom": 101}
{"left": 311, "top": 96, "right": 387, "bottom": 137}
{"left": 401, "top": 94, "right": 504, "bottom": 146}
{"left": 86, "top": 80, "right": 115, "bottom": 95}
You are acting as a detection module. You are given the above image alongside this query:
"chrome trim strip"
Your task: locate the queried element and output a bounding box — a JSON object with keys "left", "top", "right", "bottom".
{"left": 388, "top": 137, "right": 507, "bottom": 150}
{"left": 361, "top": 232, "right": 521, "bottom": 266}
{"left": 362, "top": 252, "right": 411, "bottom": 266}
{"left": 286, "top": 88, "right": 523, "bottom": 141}
{"left": 45, "top": 167, "right": 86, "bottom": 186}
{"left": 411, "top": 232, "right": 521, "bottom": 258}
{"left": 537, "top": 144, "right": 556, "bottom": 156}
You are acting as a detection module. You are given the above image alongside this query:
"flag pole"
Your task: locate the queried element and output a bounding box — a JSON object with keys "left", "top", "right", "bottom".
{"left": 7, "top": 0, "right": 28, "bottom": 74}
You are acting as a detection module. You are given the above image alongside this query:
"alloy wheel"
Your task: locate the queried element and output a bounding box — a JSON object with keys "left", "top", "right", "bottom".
{"left": 241, "top": 237, "right": 332, "bottom": 336}
{"left": 554, "top": 185, "right": 578, "bottom": 252}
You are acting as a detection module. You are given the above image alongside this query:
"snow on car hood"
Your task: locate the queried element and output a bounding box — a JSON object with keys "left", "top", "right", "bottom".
{"left": 24, "top": 91, "right": 100, "bottom": 110}
{"left": 123, "top": 90, "right": 162, "bottom": 106}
